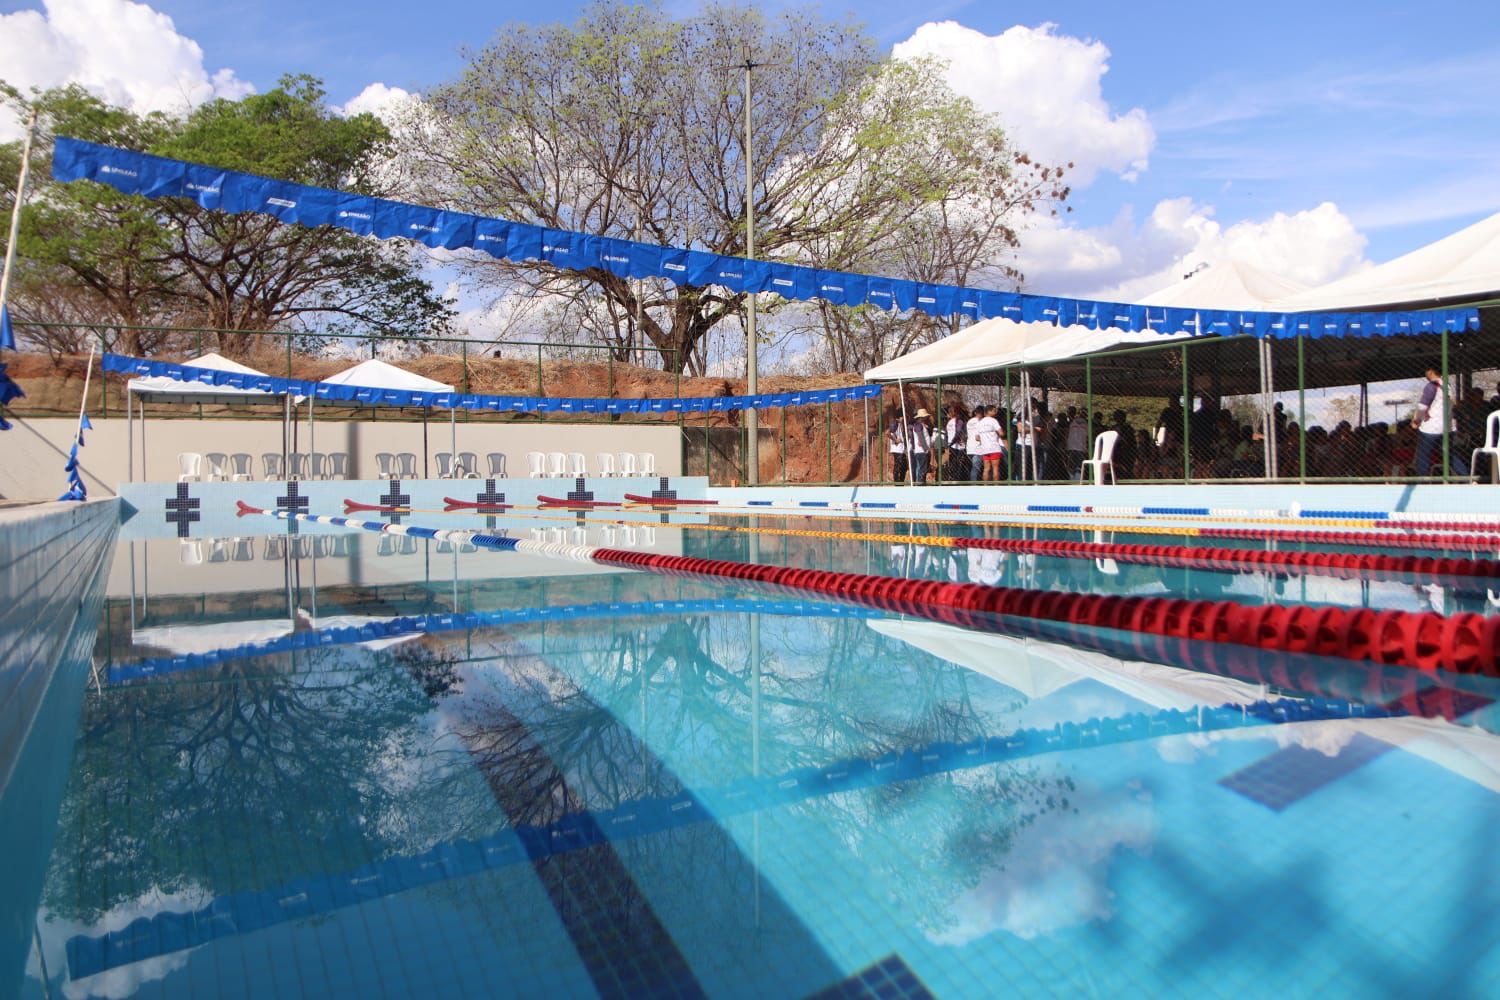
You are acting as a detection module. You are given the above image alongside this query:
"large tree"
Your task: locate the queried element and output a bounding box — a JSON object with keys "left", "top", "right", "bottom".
{"left": 1, "top": 76, "right": 453, "bottom": 357}
{"left": 412, "top": 2, "right": 1066, "bottom": 374}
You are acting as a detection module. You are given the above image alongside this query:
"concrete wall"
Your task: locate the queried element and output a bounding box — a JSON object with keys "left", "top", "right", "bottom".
{"left": 0, "top": 416, "right": 684, "bottom": 501}
{"left": 0, "top": 499, "right": 118, "bottom": 996}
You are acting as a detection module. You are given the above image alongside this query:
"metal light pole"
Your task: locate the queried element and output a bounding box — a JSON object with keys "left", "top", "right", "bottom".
{"left": 742, "top": 54, "right": 760, "bottom": 485}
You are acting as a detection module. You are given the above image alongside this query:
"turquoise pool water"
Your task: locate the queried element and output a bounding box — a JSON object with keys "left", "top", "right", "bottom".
{"left": 18, "top": 513, "right": 1500, "bottom": 998}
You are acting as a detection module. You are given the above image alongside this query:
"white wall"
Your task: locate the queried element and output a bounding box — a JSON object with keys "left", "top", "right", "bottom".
{"left": 0, "top": 417, "right": 683, "bottom": 500}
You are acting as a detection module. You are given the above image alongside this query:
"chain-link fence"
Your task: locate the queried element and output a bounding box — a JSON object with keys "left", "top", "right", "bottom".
{"left": 5, "top": 318, "right": 1497, "bottom": 485}
{"left": 871, "top": 319, "right": 1500, "bottom": 485}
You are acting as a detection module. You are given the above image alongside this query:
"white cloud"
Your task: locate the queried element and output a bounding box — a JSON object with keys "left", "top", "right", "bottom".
{"left": 1016, "top": 199, "right": 1368, "bottom": 301}
{"left": 337, "top": 82, "right": 415, "bottom": 123}
{"left": 0, "top": 0, "right": 252, "bottom": 139}
{"left": 894, "top": 21, "right": 1154, "bottom": 186}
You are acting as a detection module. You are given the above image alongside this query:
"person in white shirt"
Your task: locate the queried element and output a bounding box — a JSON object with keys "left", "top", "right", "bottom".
{"left": 975, "top": 407, "right": 1005, "bottom": 481}
{"left": 967, "top": 405, "right": 986, "bottom": 480}
{"left": 886, "top": 415, "right": 908, "bottom": 483}
{"left": 1066, "top": 410, "right": 1089, "bottom": 480}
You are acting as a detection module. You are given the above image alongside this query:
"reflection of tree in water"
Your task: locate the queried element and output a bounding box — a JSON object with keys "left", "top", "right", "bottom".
{"left": 472, "top": 610, "right": 1075, "bottom": 942}
{"left": 44, "top": 641, "right": 475, "bottom": 925}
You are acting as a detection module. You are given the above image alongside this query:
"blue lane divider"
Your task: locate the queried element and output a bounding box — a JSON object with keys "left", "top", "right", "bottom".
{"left": 934, "top": 503, "right": 981, "bottom": 511}
{"left": 1026, "top": 505, "right": 1083, "bottom": 513}
{"left": 1141, "top": 506, "right": 1212, "bottom": 516}
{"left": 1300, "top": 509, "right": 1390, "bottom": 520}
{"left": 110, "top": 597, "right": 877, "bottom": 684}
{"left": 64, "top": 694, "right": 1393, "bottom": 979}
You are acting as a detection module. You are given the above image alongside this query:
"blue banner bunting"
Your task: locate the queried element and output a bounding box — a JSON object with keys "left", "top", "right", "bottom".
{"left": 52, "top": 137, "right": 1481, "bottom": 341}
{"left": 101, "top": 353, "right": 883, "bottom": 412}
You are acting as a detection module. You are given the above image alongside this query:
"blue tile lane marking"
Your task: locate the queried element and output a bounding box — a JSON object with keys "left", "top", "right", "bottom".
{"left": 64, "top": 694, "right": 1392, "bottom": 979}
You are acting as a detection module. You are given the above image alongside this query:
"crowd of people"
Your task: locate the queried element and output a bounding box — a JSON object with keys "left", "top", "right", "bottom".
{"left": 884, "top": 374, "right": 1500, "bottom": 483}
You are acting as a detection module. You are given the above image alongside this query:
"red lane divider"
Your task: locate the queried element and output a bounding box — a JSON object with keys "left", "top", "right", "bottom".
{"left": 951, "top": 536, "right": 1500, "bottom": 581}
{"left": 1199, "top": 525, "right": 1500, "bottom": 552}
{"left": 589, "top": 549, "right": 1499, "bottom": 676}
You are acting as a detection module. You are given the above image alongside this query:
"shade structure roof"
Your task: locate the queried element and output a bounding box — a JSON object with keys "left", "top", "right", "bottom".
{"left": 318, "top": 358, "right": 453, "bottom": 396}
{"left": 1140, "top": 260, "right": 1308, "bottom": 310}
{"left": 126, "top": 352, "right": 284, "bottom": 405}
{"left": 1278, "top": 211, "right": 1500, "bottom": 312}
{"left": 864, "top": 261, "right": 1313, "bottom": 384}
{"left": 863, "top": 316, "right": 1197, "bottom": 382}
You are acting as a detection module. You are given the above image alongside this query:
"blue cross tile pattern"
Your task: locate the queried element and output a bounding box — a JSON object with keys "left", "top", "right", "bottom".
{"left": 380, "top": 480, "right": 412, "bottom": 524}
{"left": 276, "top": 480, "right": 310, "bottom": 513}
{"left": 1219, "top": 733, "right": 1391, "bottom": 812}
{"left": 648, "top": 476, "right": 678, "bottom": 500}
{"left": 164, "top": 483, "right": 200, "bottom": 538}
{"left": 474, "top": 480, "right": 507, "bottom": 511}
{"left": 564, "top": 477, "right": 595, "bottom": 503}
{"left": 803, "top": 955, "right": 935, "bottom": 1000}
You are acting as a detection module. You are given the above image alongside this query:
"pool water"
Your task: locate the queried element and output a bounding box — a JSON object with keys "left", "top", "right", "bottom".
{"left": 19, "top": 512, "right": 1500, "bottom": 998}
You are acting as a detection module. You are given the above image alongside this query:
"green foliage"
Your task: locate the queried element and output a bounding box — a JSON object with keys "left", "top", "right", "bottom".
{"left": 0, "top": 76, "right": 451, "bottom": 356}
{"left": 417, "top": 0, "right": 1066, "bottom": 374}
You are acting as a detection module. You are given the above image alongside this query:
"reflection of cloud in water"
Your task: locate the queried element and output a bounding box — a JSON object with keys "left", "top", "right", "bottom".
{"left": 928, "top": 784, "right": 1155, "bottom": 945}
{"left": 31, "top": 887, "right": 211, "bottom": 999}
{"left": 1155, "top": 718, "right": 1364, "bottom": 765}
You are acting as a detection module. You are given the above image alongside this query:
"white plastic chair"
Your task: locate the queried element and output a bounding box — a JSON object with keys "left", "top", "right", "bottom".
{"left": 568, "top": 452, "right": 587, "bottom": 478}
{"left": 638, "top": 452, "right": 656, "bottom": 477}
{"left": 617, "top": 452, "right": 637, "bottom": 477}
{"left": 179, "top": 539, "right": 203, "bottom": 565}
{"left": 547, "top": 452, "right": 568, "bottom": 477}
{"left": 262, "top": 452, "right": 284, "bottom": 480}
{"left": 327, "top": 453, "right": 349, "bottom": 479}
{"left": 594, "top": 452, "right": 616, "bottom": 477}
{"left": 308, "top": 453, "right": 328, "bottom": 480}
{"left": 395, "top": 453, "right": 418, "bottom": 478}
{"left": 177, "top": 452, "right": 202, "bottom": 483}
{"left": 1081, "top": 430, "right": 1119, "bottom": 486}
{"left": 204, "top": 452, "right": 227, "bottom": 482}
{"left": 526, "top": 451, "right": 547, "bottom": 478}
{"left": 288, "top": 453, "right": 310, "bottom": 481}
{"left": 376, "top": 452, "right": 396, "bottom": 479}
{"left": 435, "top": 453, "right": 458, "bottom": 478}
{"left": 1470, "top": 411, "right": 1500, "bottom": 484}
{"left": 487, "top": 452, "right": 508, "bottom": 478}
{"left": 459, "top": 452, "right": 480, "bottom": 478}
{"left": 228, "top": 453, "right": 253, "bottom": 481}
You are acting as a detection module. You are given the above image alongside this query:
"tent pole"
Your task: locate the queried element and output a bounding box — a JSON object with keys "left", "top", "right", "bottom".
{"left": 126, "top": 389, "right": 133, "bottom": 482}
{"left": 282, "top": 395, "right": 289, "bottom": 479}
{"left": 896, "top": 380, "right": 910, "bottom": 484}
{"left": 451, "top": 405, "right": 456, "bottom": 474}
{"left": 309, "top": 395, "right": 315, "bottom": 476}
{"left": 423, "top": 408, "right": 429, "bottom": 479}
{"left": 862, "top": 395, "right": 869, "bottom": 484}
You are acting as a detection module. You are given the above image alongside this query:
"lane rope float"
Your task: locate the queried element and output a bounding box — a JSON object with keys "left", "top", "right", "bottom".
{"left": 236, "top": 501, "right": 1500, "bottom": 677}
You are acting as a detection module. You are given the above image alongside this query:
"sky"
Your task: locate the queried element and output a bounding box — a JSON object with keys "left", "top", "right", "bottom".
{"left": 2, "top": 0, "right": 1498, "bottom": 307}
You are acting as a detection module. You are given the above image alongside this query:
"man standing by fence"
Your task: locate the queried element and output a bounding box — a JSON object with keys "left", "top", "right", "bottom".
{"left": 1413, "top": 364, "right": 1468, "bottom": 478}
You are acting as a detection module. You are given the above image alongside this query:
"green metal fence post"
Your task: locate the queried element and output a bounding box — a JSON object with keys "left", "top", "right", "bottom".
{"left": 934, "top": 377, "right": 943, "bottom": 485}
{"left": 1181, "top": 344, "right": 1191, "bottom": 484}
{"left": 1441, "top": 329, "right": 1450, "bottom": 483}
{"left": 1297, "top": 335, "right": 1307, "bottom": 482}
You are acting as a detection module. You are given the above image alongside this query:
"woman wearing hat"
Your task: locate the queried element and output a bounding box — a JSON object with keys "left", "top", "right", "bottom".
{"left": 908, "top": 408, "right": 935, "bottom": 483}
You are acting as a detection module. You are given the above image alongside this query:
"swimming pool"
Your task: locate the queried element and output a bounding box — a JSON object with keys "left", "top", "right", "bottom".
{"left": 16, "top": 505, "right": 1500, "bottom": 998}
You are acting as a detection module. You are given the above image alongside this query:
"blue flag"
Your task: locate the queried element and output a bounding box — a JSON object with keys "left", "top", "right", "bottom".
{"left": 81, "top": 413, "right": 93, "bottom": 429}
{"left": 0, "top": 305, "right": 13, "bottom": 351}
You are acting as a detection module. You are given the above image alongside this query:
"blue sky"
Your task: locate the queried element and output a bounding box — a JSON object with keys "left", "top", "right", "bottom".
{"left": 2, "top": 0, "right": 1498, "bottom": 301}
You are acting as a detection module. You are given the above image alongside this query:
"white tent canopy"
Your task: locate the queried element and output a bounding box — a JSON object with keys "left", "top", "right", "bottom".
{"left": 1277, "top": 210, "right": 1500, "bottom": 312}
{"left": 1140, "top": 260, "right": 1307, "bottom": 310}
{"left": 863, "top": 316, "right": 1196, "bottom": 383}
{"left": 318, "top": 358, "right": 457, "bottom": 479}
{"left": 863, "top": 261, "right": 1306, "bottom": 384}
{"left": 125, "top": 352, "right": 291, "bottom": 481}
